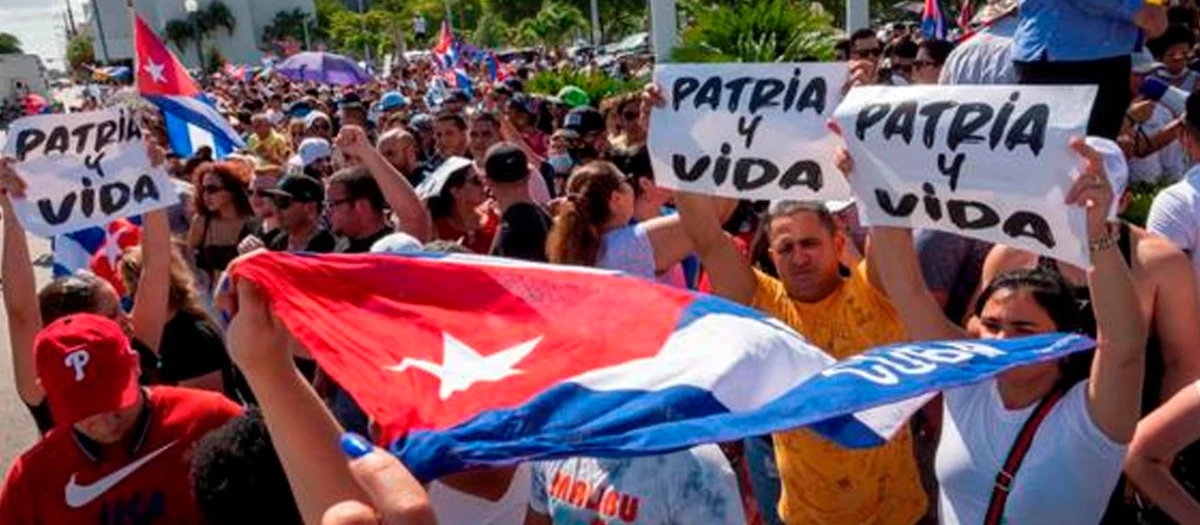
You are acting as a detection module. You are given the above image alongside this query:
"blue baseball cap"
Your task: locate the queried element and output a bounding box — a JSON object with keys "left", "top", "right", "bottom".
{"left": 378, "top": 91, "right": 409, "bottom": 112}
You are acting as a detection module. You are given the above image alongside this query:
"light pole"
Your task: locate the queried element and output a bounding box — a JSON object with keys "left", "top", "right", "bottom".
{"left": 589, "top": 0, "right": 601, "bottom": 46}
{"left": 184, "top": 0, "right": 203, "bottom": 71}
{"left": 90, "top": 0, "right": 111, "bottom": 63}
{"left": 649, "top": 0, "right": 676, "bottom": 61}
{"left": 357, "top": 0, "right": 370, "bottom": 65}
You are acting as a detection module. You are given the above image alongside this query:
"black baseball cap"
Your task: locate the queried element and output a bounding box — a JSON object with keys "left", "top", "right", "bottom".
{"left": 484, "top": 143, "right": 529, "bottom": 183}
{"left": 263, "top": 174, "right": 325, "bottom": 203}
{"left": 564, "top": 106, "right": 605, "bottom": 135}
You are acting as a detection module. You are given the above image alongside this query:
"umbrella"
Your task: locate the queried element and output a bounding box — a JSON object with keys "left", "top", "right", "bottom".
{"left": 275, "top": 52, "right": 372, "bottom": 86}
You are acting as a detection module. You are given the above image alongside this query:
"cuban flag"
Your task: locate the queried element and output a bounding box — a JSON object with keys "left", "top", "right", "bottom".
{"left": 134, "top": 15, "right": 244, "bottom": 158}
{"left": 52, "top": 218, "right": 142, "bottom": 303}
{"left": 957, "top": 0, "right": 975, "bottom": 30}
{"left": 484, "top": 52, "right": 506, "bottom": 82}
{"left": 923, "top": 0, "right": 948, "bottom": 40}
{"left": 432, "top": 19, "right": 458, "bottom": 70}
{"left": 229, "top": 251, "right": 1094, "bottom": 481}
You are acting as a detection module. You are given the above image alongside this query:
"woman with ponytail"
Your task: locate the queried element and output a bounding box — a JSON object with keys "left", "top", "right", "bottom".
{"left": 546, "top": 161, "right": 694, "bottom": 283}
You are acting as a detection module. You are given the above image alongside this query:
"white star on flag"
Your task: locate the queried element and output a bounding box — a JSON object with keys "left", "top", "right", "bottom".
{"left": 100, "top": 226, "right": 125, "bottom": 269}
{"left": 144, "top": 59, "right": 166, "bottom": 84}
{"left": 385, "top": 332, "right": 542, "bottom": 400}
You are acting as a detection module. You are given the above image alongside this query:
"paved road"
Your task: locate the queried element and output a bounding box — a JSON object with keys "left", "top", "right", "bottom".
{"left": 0, "top": 232, "right": 50, "bottom": 473}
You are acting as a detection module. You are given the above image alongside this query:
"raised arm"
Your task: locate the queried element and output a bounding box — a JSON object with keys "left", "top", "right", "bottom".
{"left": 643, "top": 215, "right": 694, "bottom": 274}
{"left": 0, "top": 159, "right": 43, "bottom": 405}
{"left": 227, "top": 277, "right": 435, "bottom": 525}
{"left": 675, "top": 192, "right": 756, "bottom": 305}
{"left": 835, "top": 148, "right": 964, "bottom": 341}
{"left": 1072, "top": 138, "right": 1149, "bottom": 443}
{"left": 336, "top": 125, "right": 433, "bottom": 243}
{"left": 1125, "top": 382, "right": 1200, "bottom": 524}
{"left": 129, "top": 209, "right": 171, "bottom": 353}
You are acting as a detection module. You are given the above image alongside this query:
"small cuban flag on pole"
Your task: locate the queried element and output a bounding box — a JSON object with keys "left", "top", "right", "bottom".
{"left": 923, "top": 0, "right": 949, "bottom": 40}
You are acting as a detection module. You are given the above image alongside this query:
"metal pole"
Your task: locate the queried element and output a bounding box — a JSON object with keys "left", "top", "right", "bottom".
{"left": 443, "top": 0, "right": 453, "bottom": 30}
{"left": 847, "top": 0, "right": 870, "bottom": 32}
{"left": 194, "top": 17, "right": 204, "bottom": 71}
{"left": 358, "top": 0, "right": 370, "bottom": 63}
{"left": 91, "top": 0, "right": 112, "bottom": 63}
{"left": 589, "top": 0, "right": 601, "bottom": 45}
{"left": 302, "top": 14, "right": 311, "bottom": 51}
{"left": 649, "top": 0, "right": 676, "bottom": 61}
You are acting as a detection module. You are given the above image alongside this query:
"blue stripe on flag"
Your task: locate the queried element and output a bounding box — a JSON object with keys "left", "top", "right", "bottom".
{"left": 147, "top": 94, "right": 243, "bottom": 158}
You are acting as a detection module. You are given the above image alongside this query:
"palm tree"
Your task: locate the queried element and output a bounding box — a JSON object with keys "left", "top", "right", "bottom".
{"left": 164, "top": 19, "right": 197, "bottom": 55}
{"left": 261, "top": 8, "right": 313, "bottom": 49}
{"left": 199, "top": 1, "right": 237, "bottom": 37}
{"left": 514, "top": 2, "right": 587, "bottom": 48}
{"left": 0, "top": 32, "right": 23, "bottom": 54}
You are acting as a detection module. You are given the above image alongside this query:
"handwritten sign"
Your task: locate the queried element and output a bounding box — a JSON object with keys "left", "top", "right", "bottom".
{"left": 648, "top": 63, "right": 851, "bottom": 201}
{"left": 2, "top": 107, "right": 176, "bottom": 237}
{"left": 833, "top": 85, "right": 1097, "bottom": 268}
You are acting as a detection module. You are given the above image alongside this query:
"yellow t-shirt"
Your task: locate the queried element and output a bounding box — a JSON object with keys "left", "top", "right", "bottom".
{"left": 247, "top": 131, "right": 291, "bottom": 164}
{"left": 751, "top": 265, "right": 927, "bottom": 525}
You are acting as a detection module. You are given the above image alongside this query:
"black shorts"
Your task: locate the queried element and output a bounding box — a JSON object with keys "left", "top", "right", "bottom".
{"left": 1015, "top": 54, "right": 1133, "bottom": 141}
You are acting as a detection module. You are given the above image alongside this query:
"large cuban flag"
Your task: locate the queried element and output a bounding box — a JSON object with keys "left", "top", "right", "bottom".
{"left": 229, "top": 251, "right": 1094, "bottom": 481}
{"left": 134, "top": 15, "right": 243, "bottom": 158}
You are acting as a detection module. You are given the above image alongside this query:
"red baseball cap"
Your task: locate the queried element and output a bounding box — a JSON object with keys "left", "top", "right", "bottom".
{"left": 35, "top": 314, "right": 141, "bottom": 427}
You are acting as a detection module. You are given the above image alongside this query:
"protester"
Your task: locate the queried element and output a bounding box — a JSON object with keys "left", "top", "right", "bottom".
{"left": 1013, "top": 0, "right": 1167, "bottom": 138}
{"left": 1123, "top": 50, "right": 1187, "bottom": 184}
{"left": 484, "top": 143, "right": 553, "bottom": 261}
{"left": 0, "top": 314, "right": 241, "bottom": 524}
{"left": 294, "top": 137, "right": 336, "bottom": 179}
{"left": 563, "top": 106, "right": 610, "bottom": 163}
{"left": 336, "top": 125, "right": 432, "bottom": 243}
{"left": 1148, "top": 90, "right": 1200, "bottom": 292}
{"left": 839, "top": 137, "right": 1147, "bottom": 524}
{"left": 377, "top": 128, "right": 423, "bottom": 185}
{"left": 190, "top": 408, "right": 303, "bottom": 525}
{"left": 1125, "top": 378, "right": 1200, "bottom": 524}
{"left": 188, "top": 161, "right": 256, "bottom": 287}
{"left": 247, "top": 113, "right": 291, "bottom": 166}
{"left": 548, "top": 161, "right": 694, "bottom": 283}
{"left": 327, "top": 167, "right": 396, "bottom": 254}
{"left": 240, "top": 165, "right": 282, "bottom": 253}
{"left": 1148, "top": 23, "right": 1200, "bottom": 92}
{"left": 470, "top": 111, "right": 552, "bottom": 204}
{"left": 675, "top": 193, "right": 929, "bottom": 525}
{"left": 913, "top": 39, "right": 955, "bottom": 84}
{"left": 417, "top": 156, "right": 498, "bottom": 253}
{"left": 306, "top": 110, "right": 334, "bottom": 140}
{"left": 503, "top": 94, "right": 549, "bottom": 158}
{"left": 263, "top": 174, "right": 338, "bottom": 253}
{"left": 118, "top": 246, "right": 235, "bottom": 396}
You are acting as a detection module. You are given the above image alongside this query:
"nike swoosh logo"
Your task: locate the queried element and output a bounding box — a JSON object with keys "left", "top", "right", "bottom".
{"left": 64, "top": 441, "right": 177, "bottom": 508}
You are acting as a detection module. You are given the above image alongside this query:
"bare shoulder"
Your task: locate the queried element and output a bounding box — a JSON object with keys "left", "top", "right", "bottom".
{"left": 1133, "top": 227, "right": 1192, "bottom": 279}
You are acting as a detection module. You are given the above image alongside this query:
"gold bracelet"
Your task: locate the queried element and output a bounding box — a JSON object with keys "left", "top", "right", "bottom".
{"left": 1089, "top": 225, "right": 1120, "bottom": 253}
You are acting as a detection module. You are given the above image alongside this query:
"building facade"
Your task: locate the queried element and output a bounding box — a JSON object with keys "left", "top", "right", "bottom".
{"left": 85, "top": 0, "right": 316, "bottom": 68}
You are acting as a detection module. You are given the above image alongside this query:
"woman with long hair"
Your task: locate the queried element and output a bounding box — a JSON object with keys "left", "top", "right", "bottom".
{"left": 187, "top": 161, "right": 256, "bottom": 287}
{"left": 120, "top": 246, "right": 234, "bottom": 397}
{"left": 842, "top": 139, "right": 1147, "bottom": 525}
{"left": 420, "top": 158, "right": 498, "bottom": 254}
{"left": 546, "top": 161, "right": 693, "bottom": 283}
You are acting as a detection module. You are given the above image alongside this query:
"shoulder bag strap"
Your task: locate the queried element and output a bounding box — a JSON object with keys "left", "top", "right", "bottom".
{"left": 983, "top": 381, "right": 1073, "bottom": 525}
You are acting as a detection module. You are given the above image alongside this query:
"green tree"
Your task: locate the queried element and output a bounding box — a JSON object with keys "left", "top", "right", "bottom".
{"left": 514, "top": 2, "right": 588, "bottom": 48}
{"left": 66, "top": 33, "right": 95, "bottom": 75}
{"left": 674, "top": 0, "right": 838, "bottom": 63}
{"left": 163, "top": 19, "right": 197, "bottom": 55}
{"left": 261, "top": 8, "right": 316, "bottom": 49}
{"left": 0, "top": 32, "right": 23, "bottom": 54}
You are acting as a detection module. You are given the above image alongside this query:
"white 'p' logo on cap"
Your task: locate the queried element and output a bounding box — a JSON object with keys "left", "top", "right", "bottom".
{"left": 64, "top": 349, "right": 90, "bottom": 382}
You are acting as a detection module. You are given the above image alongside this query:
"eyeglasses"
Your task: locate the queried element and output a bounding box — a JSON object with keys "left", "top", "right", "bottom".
{"left": 852, "top": 47, "right": 882, "bottom": 59}
{"left": 201, "top": 184, "right": 227, "bottom": 194}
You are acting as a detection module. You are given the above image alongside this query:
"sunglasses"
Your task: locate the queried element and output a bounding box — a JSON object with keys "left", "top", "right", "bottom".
{"left": 852, "top": 47, "right": 882, "bottom": 59}
{"left": 201, "top": 184, "right": 227, "bottom": 194}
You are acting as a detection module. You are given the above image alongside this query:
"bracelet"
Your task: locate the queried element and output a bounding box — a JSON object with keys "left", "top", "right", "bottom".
{"left": 1089, "top": 225, "right": 1120, "bottom": 253}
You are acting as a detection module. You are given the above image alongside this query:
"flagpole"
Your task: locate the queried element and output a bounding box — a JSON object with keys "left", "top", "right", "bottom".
{"left": 128, "top": 0, "right": 139, "bottom": 92}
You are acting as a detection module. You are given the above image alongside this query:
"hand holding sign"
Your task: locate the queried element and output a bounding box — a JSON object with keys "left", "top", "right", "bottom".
{"left": 0, "top": 157, "right": 28, "bottom": 199}
{"left": 1065, "top": 137, "right": 1114, "bottom": 242}
{"left": 648, "top": 63, "right": 852, "bottom": 202}
{"left": 0, "top": 107, "right": 178, "bottom": 237}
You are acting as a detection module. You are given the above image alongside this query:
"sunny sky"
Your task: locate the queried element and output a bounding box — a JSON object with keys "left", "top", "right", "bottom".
{"left": 0, "top": 0, "right": 89, "bottom": 70}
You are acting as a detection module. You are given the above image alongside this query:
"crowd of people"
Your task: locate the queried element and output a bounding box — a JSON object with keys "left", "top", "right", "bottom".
{"left": 5, "top": 0, "right": 1200, "bottom": 524}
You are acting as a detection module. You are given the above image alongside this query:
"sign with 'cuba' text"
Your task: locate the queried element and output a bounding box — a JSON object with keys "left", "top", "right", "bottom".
{"left": 3, "top": 106, "right": 177, "bottom": 237}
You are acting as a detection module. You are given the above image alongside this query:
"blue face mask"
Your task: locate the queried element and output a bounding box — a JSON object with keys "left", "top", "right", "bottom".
{"left": 548, "top": 154, "right": 574, "bottom": 173}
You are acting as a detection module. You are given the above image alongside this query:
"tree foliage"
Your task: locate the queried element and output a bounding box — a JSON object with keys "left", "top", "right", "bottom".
{"left": 0, "top": 32, "right": 22, "bottom": 54}
{"left": 513, "top": 2, "right": 589, "bottom": 48}
{"left": 164, "top": 19, "right": 197, "bottom": 55}
{"left": 261, "top": 8, "right": 316, "bottom": 50}
{"left": 673, "top": 0, "right": 838, "bottom": 63}
{"left": 66, "top": 33, "right": 94, "bottom": 74}
{"left": 162, "top": 0, "right": 237, "bottom": 71}
{"left": 526, "top": 68, "right": 645, "bottom": 106}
